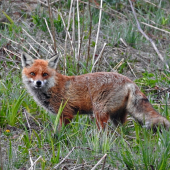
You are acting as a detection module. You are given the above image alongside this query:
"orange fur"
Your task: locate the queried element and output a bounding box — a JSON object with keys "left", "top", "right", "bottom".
{"left": 21, "top": 53, "right": 170, "bottom": 130}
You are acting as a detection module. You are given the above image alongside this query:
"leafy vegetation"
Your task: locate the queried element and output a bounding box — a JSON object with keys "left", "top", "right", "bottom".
{"left": 0, "top": 0, "right": 170, "bottom": 169}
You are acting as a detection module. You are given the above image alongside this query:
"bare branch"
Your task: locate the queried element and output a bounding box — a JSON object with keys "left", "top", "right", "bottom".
{"left": 91, "top": 154, "right": 107, "bottom": 170}
{"left": 91, "top": 42, "right": 106, "bottom": 72}
{"left": 86, "top": 0, "right": 92, "bottom": 68}
{"left": 54, "top": 147, "right": 75, "bottom": 169}
{"left": 0, "top": 128, "right": 3, "bottom": 170}
{"left": 47, "top": 0, "right": 57, "bottom": 52}
{"left": 128, "top": 0, "right": 169, "bottom": 70}
{"left": 92, "top": 0, "right": 103, "bottom": 65}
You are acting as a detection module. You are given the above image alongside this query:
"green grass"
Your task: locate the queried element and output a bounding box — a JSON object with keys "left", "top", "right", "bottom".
{"left": 1, "top": 72, "right": 170, "bottom": 169}
{"left": 1, "top": 0, "right": 170, "bottom": 169}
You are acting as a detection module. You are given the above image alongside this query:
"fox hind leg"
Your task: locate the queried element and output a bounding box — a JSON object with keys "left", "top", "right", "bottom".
{"left": 59, "top": 114, "right": 74, "bottom": 130}
{"left": 110, "top": 109, "right": 128, "bottom": 127}
{"left": 95, "top": 112, "right": 110, "bottom": 130}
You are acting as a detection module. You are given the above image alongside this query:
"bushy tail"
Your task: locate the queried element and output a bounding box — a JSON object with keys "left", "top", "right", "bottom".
{"left": 126, "top": 84, "right": 170, "bottom": 130}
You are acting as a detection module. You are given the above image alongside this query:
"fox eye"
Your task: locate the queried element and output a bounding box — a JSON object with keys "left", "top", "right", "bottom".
{"left": 30, "top": 72, "right": 35, "bottom": 76}
{"left": 43, "top": 73, "right": 48, "bottom": 77}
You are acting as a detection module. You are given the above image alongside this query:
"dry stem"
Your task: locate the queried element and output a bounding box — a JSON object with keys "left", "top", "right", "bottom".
{"left": 63, "top": 0, "right": 74, "bottom": 74}
{"left": 47, "top": 0, "right": 57, "bottom": 52}
{"left": 86, "top": 0, "right": 92, "bottom": 68}
{"left": 0, "top": 128, "right": 3, "bottom": 170}
{"left": 141, "top": 22, "right": 170, "bottom": 35}
{"left": 77, "top": 0, "right": 81, "bottom": 60}
{"left": 92, "top": 0, "right": 103, "bottom": 64}
{"left": 54, "top": 147, "right": 75, "bottom": 169}
{"left": 91, "top": 154, "right": 107, "bottom": 170}
{"left": 28, "top": 156, "right": 42, "bottom": 170}
{"left": 129, "top": 0, "right": 169, "bottom": 70}
{"left": 91, "top": 42, "right": 106, "bottom": 72}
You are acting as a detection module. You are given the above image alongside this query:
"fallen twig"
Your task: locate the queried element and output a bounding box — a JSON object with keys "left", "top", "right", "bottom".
{"left": 28, "top": 150, "right": 34, "bottom": 170}
{"left": 101, "top": 153, "right": 107, "bottom": 170}
{"left": 22, "top": 28, "right": 52, "bottom": 55}
{"left": 0, "top": 128, "right": 3, "bottom": 170}
{"left": 127, "top": 61, "right": 137, "bottom": 78}
{"left": 128, "top": 0, "right": 169, "bottom": 70}
{"left": 113, "top": 58, "right": 124, "bottom": 70}
{"left": 120, "top": 38, "right": 128, "bottom": 47}
{"left": 141, "top": 22, "right": 170, "bottom": 35}
{"left": 54, "top": 147, "right": 75, "bottom": 169}
{"left": 28, "top": 155, "right": 42, "bottom": 170}
{"left": 24, "top": 110, "right": 32, "bottom": 135}
{"left": 91, "top": 154, "right": 107, "bottom": 170}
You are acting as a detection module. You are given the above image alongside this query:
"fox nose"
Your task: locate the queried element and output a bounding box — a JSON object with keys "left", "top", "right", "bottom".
{"left": 36, "top": 80, "right": 42, "bottom": 87}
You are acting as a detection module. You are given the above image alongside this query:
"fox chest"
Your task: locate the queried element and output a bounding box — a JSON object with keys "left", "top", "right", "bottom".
{"left": 32, "top": 90, "right": 55, "bottom": 114}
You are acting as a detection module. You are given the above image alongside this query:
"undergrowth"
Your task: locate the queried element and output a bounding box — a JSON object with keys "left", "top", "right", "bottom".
{"left": 0, "top": 0, "right": 170, "bottom": 169}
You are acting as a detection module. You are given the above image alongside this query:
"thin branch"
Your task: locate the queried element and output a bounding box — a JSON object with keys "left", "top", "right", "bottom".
{"left": 22, "top": 28, "right": 52, "bottom": 55}
{"left": 28, "top": 150, "right": 34, "bottom": 170}
{"left": 3, "top": 48, "right": 20, "bottom": 69}
{"left": 92, "top": 0, "right": 103, "bottom": 65}
{"left": 0, "top": 33, "right": 41, "bottom": 58}
{"left": 26, "top": 42, "right": 41, "bottom": 58}
{"left": 41, "top": 40, "right": 55, "bottom": 54}
{"left": 3, "top": 48, "right": 20, "bottom": 58}
{"left": 0, "top": 33, "right": 19, "bottom": 45}
{"left": 91, "top": 42, "right": 106, "bottom": 72}
{"left": 38, "top": 0, "right": 74, "bottom": 52}
{"left": 24, "top": 110, "right": 32, "bottom": 135}
{"left": 113, "top": 58, "right": 124, "bottom": 70}
{"left": 128, "top": 0, "right": 169, "bottom": 70}
{"left": 44, "top": 18, "right": 55, "bottom": 45}
{"left": 91, "top": 154, "right": 107, "bottom": 170}
{"left": 143, "top": 0, "right": 168, "bottom": 12}
{"left": 47, "top": 0, "right": 57, "bottom": 52}
{"left": 0, "top": 128, "right": 3, "bottom": 170}
{"left": 127, "top": 61, "right": 137, "bottom": 78}
{"left": 28, "top": 156, "right": 42, "bottom": 170}
{"left": 63, "top": 0, "right": 74, "bottom": 74}
{"left": 86, "top": 0, "right": 92, "bottom": 68}
{"left": 152, "top": 104, "right": 170, "bottom": 106}
{"left": 72, "top": 0, "right": 76, "bottom": 60}
{"left": 101, "top": 154, "right": 107, "bottom": 170}
{"left": 79, "top": 0, "right": 127, "bottom": 20}
{"left": 77, "top": 0, "right": 81, "bottom": 60}
{"left": 54, "top": 147, "right": 75, "bottom": 169}
{"left": 141, "top": 22, "right": 170, "bottom": 35}
{"left": 120, "top": 38, "right": 128, "bottom": 47}
{"left": 161, "top": 72, "right": 170, "bottom": 81}
{"left": 77, "top": 3, "right": 85, "bottom": 73}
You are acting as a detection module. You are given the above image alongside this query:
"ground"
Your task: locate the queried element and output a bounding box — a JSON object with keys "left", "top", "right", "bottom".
{"left": 1, "top": 0, "right": 170, "bottom": 169}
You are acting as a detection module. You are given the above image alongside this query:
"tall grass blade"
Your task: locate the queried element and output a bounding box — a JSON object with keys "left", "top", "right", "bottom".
{"left": 2, "top": 11, "right": 14, "bottom": 24}
{"left": 8, "top": 90, "right": 25, "bottom": 126}
{"left": 54, "top": 100, "right": 68, "bottom": 133}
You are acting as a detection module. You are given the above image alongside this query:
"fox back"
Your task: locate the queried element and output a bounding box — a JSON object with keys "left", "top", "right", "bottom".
{"left": 21, "top": 52, "right": 170, "bottom": 130}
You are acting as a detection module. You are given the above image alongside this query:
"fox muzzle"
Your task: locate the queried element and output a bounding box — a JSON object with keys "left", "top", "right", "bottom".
{"left": 32, "top": 80, "right": 46, "bottom": 88}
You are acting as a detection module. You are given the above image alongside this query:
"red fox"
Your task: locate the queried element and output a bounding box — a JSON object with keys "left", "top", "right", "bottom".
{"left": 21, "top": 52, "right": 170, "bottom": 130}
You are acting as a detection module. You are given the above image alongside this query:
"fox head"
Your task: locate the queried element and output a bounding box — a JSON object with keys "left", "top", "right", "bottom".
{"left": 21, "top": 52, "right": 59, "bottom": 89}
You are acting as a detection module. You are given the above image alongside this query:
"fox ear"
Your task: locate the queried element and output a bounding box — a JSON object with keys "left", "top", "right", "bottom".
{"left": 21, "top": 52, "right": 34, "bottom": 67}
{"left": 48, "top": 55, "right": 59, "bottom": 69}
